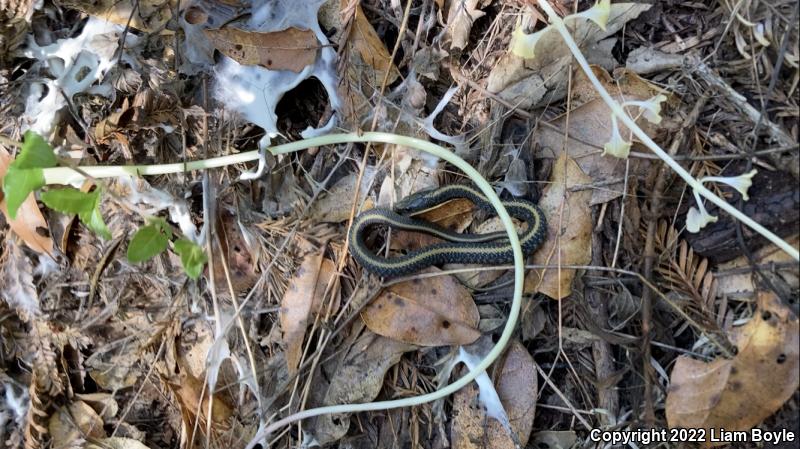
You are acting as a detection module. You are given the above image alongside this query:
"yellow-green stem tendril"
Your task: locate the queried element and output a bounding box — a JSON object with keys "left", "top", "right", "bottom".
{"left": 536, "top": 0, "right": 799, "bottom": 261}
{"left": 41, "top": 132, "right": 525, "bottom": 443}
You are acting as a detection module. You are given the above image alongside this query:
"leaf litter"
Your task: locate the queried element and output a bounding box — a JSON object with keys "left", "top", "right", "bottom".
{"left": 0, "top": 0, "right": 798, "bottom": 448}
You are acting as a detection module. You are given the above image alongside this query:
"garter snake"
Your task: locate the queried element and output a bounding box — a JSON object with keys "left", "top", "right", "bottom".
{"left": 348, "top": 184, "right": 547, "bottom": 279}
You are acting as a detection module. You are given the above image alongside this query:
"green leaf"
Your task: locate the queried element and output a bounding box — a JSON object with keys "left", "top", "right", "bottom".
{"left": 2, "top": 165, "right": 44, "bottom": 219}
{"left": 41, "top": 187, "right": 96, "bottom": 215}
{"left": 82, "top": 206, "right": 112, "bottom": 240}
{"left": 41, "top": 187, "right": 111, "bottom": 240}
{"left": 14, "top": 131, "right": 57, "bottom": 169}
{"left": 127, "top": 219, "right": 171, "bottom": 263}
{"left": 173, "top": 239, "right": 208, "bottom": 279}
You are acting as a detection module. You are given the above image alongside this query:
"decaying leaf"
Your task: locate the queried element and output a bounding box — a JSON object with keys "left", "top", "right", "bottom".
{"left": 716, "top": 235, "right": 800, "bottom": 298}
{"left": 49, "top": 401, "right": 105, "bottom": 448}
{"left": 350, "top": 4, "right": 400, "bottom": 84}
{"left": 362, "top": 268, "right": 480, "bottom": 346}
{"left": 311, "top": 168, "right": 377, "bottom": 223}
{"left": 86, "top": 437, "right": 151, "bottom": 449}
{"left": 666, "top": 292, "right": 799, "bottom": 443}
{"left": 204, "top": 26, "right": 319, "bottom": 73}
{"left": 75, "top": 393, "right": 119, "bottom": 421}
{"left": 88, "top": 353, "right": 140, "bottom": 391}
{"left": 444, "top": 0, "right": 487, "bottom": 51}
{"left": 0, "top": 146, "right": 54, "bottom": 256}
{"left": 166, "top": 370, "right": 234, "bottom": 438}
{"left": 55, "top": 0, "right": 176, "bottom": 32}
{"left": 452, "top": 340, "right": 537, "bottom": 449}
{"left": 280, "top": 251, "right": 337, "bottom": 374}
{"left": 524, "top": 154, "right": 592, "bottom": 299}
{"left": 309, "top": 330, "right": 416, "bottom": 444}
{"left": 534, "top": 66, "right": 668, "bottom": 204}
{"left": 1, "top": 239, "right": 40, "bottom": 317}
{"left": 487, "top": 3, "right": 651, "bottom": 109}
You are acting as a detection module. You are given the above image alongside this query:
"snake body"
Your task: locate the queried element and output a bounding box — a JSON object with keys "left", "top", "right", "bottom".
{"left": 349, "top": 184, "right": 546, "bottom": 278}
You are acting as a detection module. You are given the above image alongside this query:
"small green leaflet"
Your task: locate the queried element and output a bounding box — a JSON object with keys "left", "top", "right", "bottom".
{"left": 40, "top": 187, "right": 111, "bottom": 240}
{"left": 14, "top": 131, "right": 58, "bottom": 169}
{"left": 173, "top": 239, "right": 207, "bottom": 279}
{"left": 2, "top": 131, "right": 57, "bottom": 219}
{"left": 2, "top": 166, "right": 44, "bottom": 219}
{"left": 127, "top": 218, "right": 172, "bottom": 263}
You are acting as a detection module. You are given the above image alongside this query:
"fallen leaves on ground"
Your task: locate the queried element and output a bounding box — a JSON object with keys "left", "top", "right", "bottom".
{"left": 49, "top": 401, "right": 105, "bottom": 448}
{"left": 451, "top": 340, "right": 537, "bottom": 449}
{"left": 362, "top": 268, "right": 480, "bottom": 346}
{"left": 444, "top": 0, "right": 487, "bottom": 51}
{"left": 349, "top": 4, "right": 400, "bottom": 84}
{"left": 487, "top": 3, "right": 651, "bottom": 109}
{"left": 533, "top": 66, "right": 669, "bottom": 205}
{"left": 280, "top": 250, "right": 337, "bottom": 374}
{"left": 716, "top": 235, "right": 800, "bottom": 299}
{"left": 55, "top": 0, "right": 176, "bottom": 32}
{"left": 204, "top": 26, "right": 319, "bottom": 73}
{"left": 525, "top": 153, "right": 593, "bottom": 299}
{"left": 309, "top": 330, "right": 416, "bottom": 444}
{"left": 311, "top": 168, "right": 377, "bottom": 223}
{"left": 666, "top": 292, "right": 799, "bottom": 445}
{"left": 166, "top": 369, "right": 234, "bottom": 441}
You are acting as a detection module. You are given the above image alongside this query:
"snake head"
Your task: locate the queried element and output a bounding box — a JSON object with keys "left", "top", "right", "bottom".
{"left": 394, "top": 187, "right": 438, "bottom": 214}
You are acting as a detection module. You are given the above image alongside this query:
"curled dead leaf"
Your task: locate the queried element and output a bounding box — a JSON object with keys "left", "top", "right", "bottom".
{"left": 666, "top": 292, "right": 799, "bottom": 446}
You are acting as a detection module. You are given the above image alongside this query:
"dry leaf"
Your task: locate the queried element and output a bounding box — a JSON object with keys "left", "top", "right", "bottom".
{"left": 311, "top": 168, "right": 377, "bottom": 222}
{"left": 487, "top": 3, "right": 651, "bottom": 109}
{"left": 444, "top": 0, "right": 487, "bottom": 51}
{"left": 86, "top": 437, "right": 151, "bottom": 449}
{"left": 310, "top": 330, "right": 416, "bottom": 444}
{"left": 362, "top": 268, "right": 480, "bottom": 346}
{"left": 280, "top": 252, "right": 337, "bottom": 374}
{"left": 56, "top": 0, "right": 176, "bottom": 32}
{"left": 49, "top": 401, "right": 106, "bottom": 448}
{"left": 204, "top": 26, "right": 318, "bottom": 73}
{"left": 666, "top": 292, "right": 799, "bottom": 445}
{"left": 0, "top": 146, "right": 54, "bottom": 256}
{"left": 716, "top": 235, "right": 800, "bottom": 297}
{"left": 167, "top": 370, "right": 233, "bottom": 434}
{"left": 534, "top": 66, "right": 668, "bottom": 204}
{"left": 351, "top": 4, "right": 400, "bottom": 84}
{"left": 88, "top": 353, "right": 140, "bottom": 390}
{"left": 1, "top": 239, "right": 40, "bottom": 317}
{"left": 524, "top": 154, "right": 592, "bottom": 299}
{"left": 452, "top": 341, "right": 537, "bottom": 449}
{"left": 75, "top": 393, "right": 119, "bottom": 420}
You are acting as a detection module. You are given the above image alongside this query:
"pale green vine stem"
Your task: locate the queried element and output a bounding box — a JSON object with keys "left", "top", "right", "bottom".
{"left": 42, "top": 132, "right": 525, "bottom": 443}
{"left": 536, "top": 0, "right": 799, "bottom": 261}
